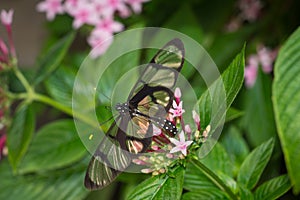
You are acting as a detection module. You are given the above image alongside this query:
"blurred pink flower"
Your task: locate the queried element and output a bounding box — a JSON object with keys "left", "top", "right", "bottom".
{"left": 0, "top": 9, "right": 16, "bottom": 61}
{"left": 174, "top": 87, "right": 181, "bottom": 99}
{"left": 238, "top": 0, "right": 262, "bottom": 22}
{"left": 225, "top": 18, "right": 242, "bottom": 32}
{"left": 37, "top": 0, "right": 64, "bottom": 20}
{"left": 169, "top": 131, "right": 193, "bottom": 156}
{"left": 0, "top": 9, "right": 13, "bottom": 26}
{"left": 192, "top": 110, "right": 200, "bottom": 130}
{"left": 244, "top": 55, "right": 259, "bottom": 88}
{"left": 169, "top": 101, "right": 185, "bottom": 118}
{"left": 37, "top": 0, "right": 149, "bottom": 58}
{"left": 257, "top": 46, "right": 277, "bottom": 73}
{"left": 71, "top": 1, "right": 99, "bottom": 28}
{"left": 126, "top": 0, "right": 149, "bottom": 14}
{"left": 107, "top": 0, "right": 130, "bottom": 18}
{"left": 95, "top": 17, "right": 124, "bottom": 33}
{"left": 88, "top": 29, "right": 113, "bottom": 58}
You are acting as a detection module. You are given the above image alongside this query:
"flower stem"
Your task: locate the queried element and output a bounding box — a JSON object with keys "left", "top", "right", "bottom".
{"left": 189, "top": 157, "right": 237, "bottom": 200}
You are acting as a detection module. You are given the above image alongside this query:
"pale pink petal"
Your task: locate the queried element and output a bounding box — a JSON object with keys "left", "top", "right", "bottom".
{"left": 170, "top": 146, "right": 181, "bottom": 154}
{"left": 36, "top": 0, "right": 64, "bottom": 21}
{"left": 185, "top": 124, "right": 191, "bottom": 133}
{"left": 186, "top": 141, "right": 193, "bottom": 146}
{"left": 181, "top": 148, "right": 187, "bottom": 156}
{"left": 1, "top": 9, "right": 14, "bottom": 26}
{"left": 172, "top": 100, "right": 177, "bottom": 109}
{"left": 174, "top": 87, "right": 181, "bottom": 99}
{"left": 88, "top": 29, "right": 113, "bottom": 58}
{"left": 192, "top": 110, "right": 200, "bottom": 124}
{"left": 169, "top": 138, "right": 180, "bottom": 146}
{"left": 152, "top": 124, "right": 161, "bottom": 136}
{"left": 179, "top": 131, "right": 185, "bottom": 142}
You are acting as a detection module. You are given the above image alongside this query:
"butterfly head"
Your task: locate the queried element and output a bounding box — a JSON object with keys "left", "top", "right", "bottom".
{"left": 115, "top": 102, "right": 130, "bottom": 115}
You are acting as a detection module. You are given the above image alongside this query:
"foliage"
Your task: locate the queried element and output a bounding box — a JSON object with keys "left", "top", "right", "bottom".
{"left": 1, "top": 0, "right": 300, "bottom": 199}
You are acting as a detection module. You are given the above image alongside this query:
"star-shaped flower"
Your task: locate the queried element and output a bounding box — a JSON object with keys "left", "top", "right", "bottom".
{"left": 169, "top": 100, "right": 185, "bottom": 118}
{"left": 169, "top": 131, "right": 193, "bottom": 156}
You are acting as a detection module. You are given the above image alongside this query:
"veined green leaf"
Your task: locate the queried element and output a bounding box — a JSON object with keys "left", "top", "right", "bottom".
{"left": 0, "top": 158, "right": 88, "bottom": 200}
{"left": 197, "top": 46, "right": 245, "bottom": 158}
{"left": 237, "top": 138, "right": 274, "bottom": 189}
{"left": 7, "top": 104, "right": 35, "bottom": 172}
{"left": 273, "top": 27, "right": 300, "bottom": 194}
{"left": 221, "top": 126, "right": 249, "bottom": 176}
{"left": 254, "top": 174, "right": 291, "bottom": 200}
{"left": 19, "top": 120, "right": 86, "bottom": 173}
{"left": 33, "top": 31, "right": 76, "bottom": 85}
{"left": 127, "top": 167, "right": 184, "bottom": 200}
{"left": 182, "top": 189, "right": 229, "bottom": 200}
{"left": 225, "top": 107, "right": 244, "bottom": 123}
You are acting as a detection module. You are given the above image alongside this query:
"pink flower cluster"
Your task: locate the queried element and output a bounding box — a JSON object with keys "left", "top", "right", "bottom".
{"left": 0, "top": 9, "right": 16, "bottom": 70}
{"left": 226, "top": 0, "right": 262, "bottom": 32}
{"left": 245, "top": 45, "right": 277, "bottom": 88}
{"left": 36, "top": 0, "right": 150, "bottom": 58}
{"left": 133, "top": 88, "right": 211, "bottom": 175}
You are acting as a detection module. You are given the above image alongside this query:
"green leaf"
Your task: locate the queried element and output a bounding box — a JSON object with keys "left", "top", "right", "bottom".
{"left": 225, "top": 107, "right": 244, "bottom": 123}
{"left": 127, "top": 167, "right": 184, "bottom": 200}
{"left": 0, "top": 158, "right": 89, "bottom": 200}
{"left": 273, "top": 27, "right": 300, "bottom": 194}
{"left": 184, "top": 142, "right": 233, "bottom": 192}
{"left": 242, "top": 69, "right": 276, "bottom": 147}
{"left": 199, "top": 141, "right": 234, "bottom": 177}
{"left": 33, "top": 31, "right": 76, "bottom": 85}
{"left": 239, "top": 185, "right": 254, "bottom": 200}
{"left": 184, "top": 162, "right": 217, "bottom": 192}
{"left": 237, "top": 138, "right": 274, "bottom": 189}
{"left": 254, "top": 175, "right": 291, "bottom": 200}
{"left": 7, "top": 104, "right": 35, "bottom": 172}
{"left": 44, "top": 66, "right": 75, "bottom": 108}
{"left": 198, "top": 45, "right": 245, "bottom": 130}
{"left": 197, "top": 46, "right": 245, "bottom": 158}
{"left": 221, "top": 126, "right": 250, "bottom": 176}
{"left": 182, "top": 189, "right": 229, "bottom": 200}
{"left": 19, "top": 120, "right": 86, "bottom": 173}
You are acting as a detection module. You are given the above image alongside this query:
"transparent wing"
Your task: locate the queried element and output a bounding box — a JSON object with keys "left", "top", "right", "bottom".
{"left": 84, "top": 118, "right": 131, "bottom": 190}
{"left": 128, "top": 38, "right": 185, "bottom": 100}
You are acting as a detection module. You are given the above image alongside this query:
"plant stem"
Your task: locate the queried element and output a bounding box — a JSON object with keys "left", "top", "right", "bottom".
{"left": 190, "top": 157, "right": 238, "bottom": 200}
{"left": 32, "top": 93, "right": 98, "bottom": 129}
{"left": 12, "top": 61, "right": 33, "bottom": 95}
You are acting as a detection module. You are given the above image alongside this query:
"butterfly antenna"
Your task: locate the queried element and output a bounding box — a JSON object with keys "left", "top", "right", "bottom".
{"left": 99, "top": 112, "right": 119, "bottom": 126}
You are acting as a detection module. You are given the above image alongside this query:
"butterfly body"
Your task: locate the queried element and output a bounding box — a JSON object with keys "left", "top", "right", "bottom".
{"left": 85, "top": 38, "right": 185, "bottom": 190}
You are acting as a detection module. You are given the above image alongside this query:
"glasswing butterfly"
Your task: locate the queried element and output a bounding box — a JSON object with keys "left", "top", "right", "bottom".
{"left": 84, "top": 38, "right": 185, "bottom": 190}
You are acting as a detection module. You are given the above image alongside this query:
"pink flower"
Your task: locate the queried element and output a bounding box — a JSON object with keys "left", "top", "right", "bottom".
{"left": 126, "top": 0, "right": 149, "bottom": 14}
{"left": 37, "top": 0, "right": 64, "bottom": 21}
{"left": 245, "top": 64, "right": 258, "bottom": 88}
{"left": 71, "top": 1, "right": 99, "bottom": 29}
{"left": 88, "top": 29, "right": 113, "bottom": 58}
{"left": 169, "top": 101, "right": 185, "bottom": 118}
{"left": 152, "top": 124, "right": 161, "bottom": 136}
{"left": 184, "top": 124, "right": 191, "bottom": 134}
{"left": 257, "top": 46, "right": 277, "bottom": 73}
{"left": 107, "top": 0, "right": 131, "bottom": 18}
{"left": 238, "top": 0, "right": 262, "bottom": 22}
{"left": 0, "top": 39, "right": 9, "bottom": 62}
{"left": 169, "top": 131, "right": 193, "bottom": 156}
{"left": 95, "top": 17, "right": 124, "bottom": 33}
{"left": 192, "top": 110, "right": 200, "bottom": 125}
{"left": 0, "top": 9, "right": 14, "bottom": 26}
